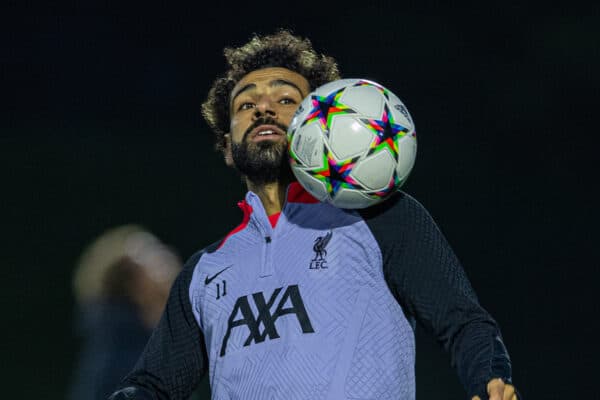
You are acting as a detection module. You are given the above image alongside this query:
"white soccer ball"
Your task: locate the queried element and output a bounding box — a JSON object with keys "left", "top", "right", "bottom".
{"left": 288, "top": 79, "right": 417, "bottom": 209}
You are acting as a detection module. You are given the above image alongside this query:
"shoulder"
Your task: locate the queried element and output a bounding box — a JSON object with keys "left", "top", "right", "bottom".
{"left": 359, "top": 190, "right": 432, "bottom": 226}
{"left": 178, "top": 239, "right": 224, "bottom": 284}
{"left": 357, "top": 191, "right": 445, "bottom": 252}
{"left": 185, "top": 240, "right": 221, "bottom": 266}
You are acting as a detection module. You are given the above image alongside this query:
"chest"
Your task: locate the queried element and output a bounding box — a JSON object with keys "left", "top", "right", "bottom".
{"left": 191, "top": 223, "right": 384, "bottom": 357}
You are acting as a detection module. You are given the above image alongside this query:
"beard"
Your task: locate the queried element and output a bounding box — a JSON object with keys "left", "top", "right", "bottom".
{"left": 231, "top": 118, "right": 293, "bottom": 186}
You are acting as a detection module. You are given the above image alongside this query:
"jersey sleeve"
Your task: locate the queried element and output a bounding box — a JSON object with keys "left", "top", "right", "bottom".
{"left": 359, "top": 192, "right": 513, "bottom": 399}
{"left": 108, "top": 250, "right": 208, "bottom": 400}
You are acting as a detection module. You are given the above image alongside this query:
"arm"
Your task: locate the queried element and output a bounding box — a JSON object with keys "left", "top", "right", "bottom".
{"left": 109, "top": 251, "right": 208, "bottom": 400}
{"left": 360, "top": 193, "right": 514, "bottom": 399}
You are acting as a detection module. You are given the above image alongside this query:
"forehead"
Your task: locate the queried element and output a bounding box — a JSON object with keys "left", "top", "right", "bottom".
{"left": 231, "top": 67, "right": 310, "bottom": 98}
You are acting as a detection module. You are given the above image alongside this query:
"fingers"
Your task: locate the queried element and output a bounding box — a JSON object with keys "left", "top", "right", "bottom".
{"left": 487, "top": 378, "right": 505, "bottom": 400}
{"left": 473, "top": 380, "right": 519, "bottom": 400}
{"left": 503, "top": 384, "right": 517, "bottom": 400}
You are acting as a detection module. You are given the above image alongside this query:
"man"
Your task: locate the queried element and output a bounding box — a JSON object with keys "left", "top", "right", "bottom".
{"left": 68, "top": 224, "right": 181, "bottom": 400}
{"left": 109, "top": 30, "right": 519, "bottom": 400}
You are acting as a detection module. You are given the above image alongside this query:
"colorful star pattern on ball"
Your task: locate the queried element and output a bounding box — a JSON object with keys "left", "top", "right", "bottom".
{"left": 353, "top": 80, "right": 390, "bottom": 101}
{"left": 370, "top": 172, "right": 402, "bottom": 198}
{"left": 287, "top": 139, "right": 299, "bottom": 167}
{"left": 301, "top": 87, "right": 356, "bottom": 136}
{"left": 306, "top": 145, "right": 365, "bottom": 197}
{"left": 361, "top": 104, "right": 411, "bottom": 159}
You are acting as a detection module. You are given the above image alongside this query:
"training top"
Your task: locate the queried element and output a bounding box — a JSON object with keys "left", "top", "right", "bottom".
{"left": 109, "top": 182, "right": 513, "bottom": 400}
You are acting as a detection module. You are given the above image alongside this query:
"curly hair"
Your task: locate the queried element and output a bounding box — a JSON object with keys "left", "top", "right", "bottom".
{"left": 201, "top": 30, "right": 341, "bottom": 151}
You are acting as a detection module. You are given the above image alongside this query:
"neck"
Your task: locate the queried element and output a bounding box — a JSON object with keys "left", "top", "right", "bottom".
{"left": 246, "top": 179, "right": 288, "bottom": 215}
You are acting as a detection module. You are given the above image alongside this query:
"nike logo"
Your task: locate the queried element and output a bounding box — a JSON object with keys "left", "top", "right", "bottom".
{"left": 205, "top": 267, "right": 231, "bottom": 285}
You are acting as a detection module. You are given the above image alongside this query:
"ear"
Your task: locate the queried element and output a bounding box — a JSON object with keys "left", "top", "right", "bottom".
{"left": 223, "top": 133, "right": 234, "bottom": 167}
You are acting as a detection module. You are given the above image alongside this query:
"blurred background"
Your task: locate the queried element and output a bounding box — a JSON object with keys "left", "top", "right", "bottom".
{"left": 2, "top": 2, "right": 597, "bottom": 399}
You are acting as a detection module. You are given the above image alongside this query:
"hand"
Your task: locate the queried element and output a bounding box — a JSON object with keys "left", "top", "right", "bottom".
{"left": 471, "top": 378, "right": 517, "bottom": 400}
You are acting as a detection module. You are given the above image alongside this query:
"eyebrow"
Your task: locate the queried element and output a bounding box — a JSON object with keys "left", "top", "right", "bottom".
{"left": 270, "top": 79, "right": 304, "bottom": 96}
{"left": 231, "top": 79, "right": 305, "bottom": 104}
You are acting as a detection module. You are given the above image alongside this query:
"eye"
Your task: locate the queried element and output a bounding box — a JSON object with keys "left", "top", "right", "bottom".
{"left": 279, "top": 98, "right": 296, "bottom": 105}
{"left": 238, "top": 102, "right": 255, "bottom": 111}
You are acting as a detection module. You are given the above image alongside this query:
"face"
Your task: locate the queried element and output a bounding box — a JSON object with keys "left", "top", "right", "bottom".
{"left": 226, "top": 67, "right": 310, "bottom": 185}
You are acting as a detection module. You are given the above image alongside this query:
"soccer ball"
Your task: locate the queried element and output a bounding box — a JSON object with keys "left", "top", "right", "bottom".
{"left": 287, "top": 79, "right": 417, "bottom": 209}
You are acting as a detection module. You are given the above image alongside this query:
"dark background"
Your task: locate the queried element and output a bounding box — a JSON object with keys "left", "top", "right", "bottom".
{"left": 3, "top": 2, "right": 597, "bottom": 399}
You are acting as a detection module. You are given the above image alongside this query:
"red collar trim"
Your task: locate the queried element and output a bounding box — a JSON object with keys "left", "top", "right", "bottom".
{"left": 287, "top": 182, "right": 319, "bottom": 204}
{"left": 268, "top": 212, "right": 281, "bottom": 228}
{"left": 217, "top": 200, "right": 253, "bottom": 249}
{"left": 218, "top": 184, "right": 316, "bottom": 249}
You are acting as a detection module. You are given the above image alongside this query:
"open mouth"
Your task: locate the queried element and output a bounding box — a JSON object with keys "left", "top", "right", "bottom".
{"left": 249, "top": 124, "right": 286, "bottom": 142}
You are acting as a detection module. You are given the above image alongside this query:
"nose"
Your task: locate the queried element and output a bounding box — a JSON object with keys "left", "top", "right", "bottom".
{"left": 253, "top": 96, "right": 277, "bottom": 120}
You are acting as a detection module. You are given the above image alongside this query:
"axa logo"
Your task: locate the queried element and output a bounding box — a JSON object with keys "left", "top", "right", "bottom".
{"left": 310, "top": 231, "right": 332, "bottom": 269}
{"left": 220, "top": 285, "right": 314, "bottom": 356}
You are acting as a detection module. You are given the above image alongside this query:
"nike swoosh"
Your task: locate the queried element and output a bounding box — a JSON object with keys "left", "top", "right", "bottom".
{"left": 204, "top": 266, "right": 231, "bottom": 285}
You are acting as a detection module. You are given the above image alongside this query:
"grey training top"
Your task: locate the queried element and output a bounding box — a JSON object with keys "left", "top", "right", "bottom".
{"left": 110, "top": 182, "right": 512, "bottom": 400}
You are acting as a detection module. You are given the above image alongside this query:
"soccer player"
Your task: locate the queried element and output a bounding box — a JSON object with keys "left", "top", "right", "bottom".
{"left": 109, "top": 30, "right": 519, "bottom": 400}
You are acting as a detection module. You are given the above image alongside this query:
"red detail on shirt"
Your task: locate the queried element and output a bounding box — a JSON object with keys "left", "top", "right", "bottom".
{"left": 287, "top": 182, "right": 320, "bottom": 204}
{"left": 218, "top": 184, "right": 316, "bottom": 249}
{"left": 217, "top": 200, "right": 253, "bottom": 249}
{"left": 268, "top": 212, "right": 281, "bottom": 228}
